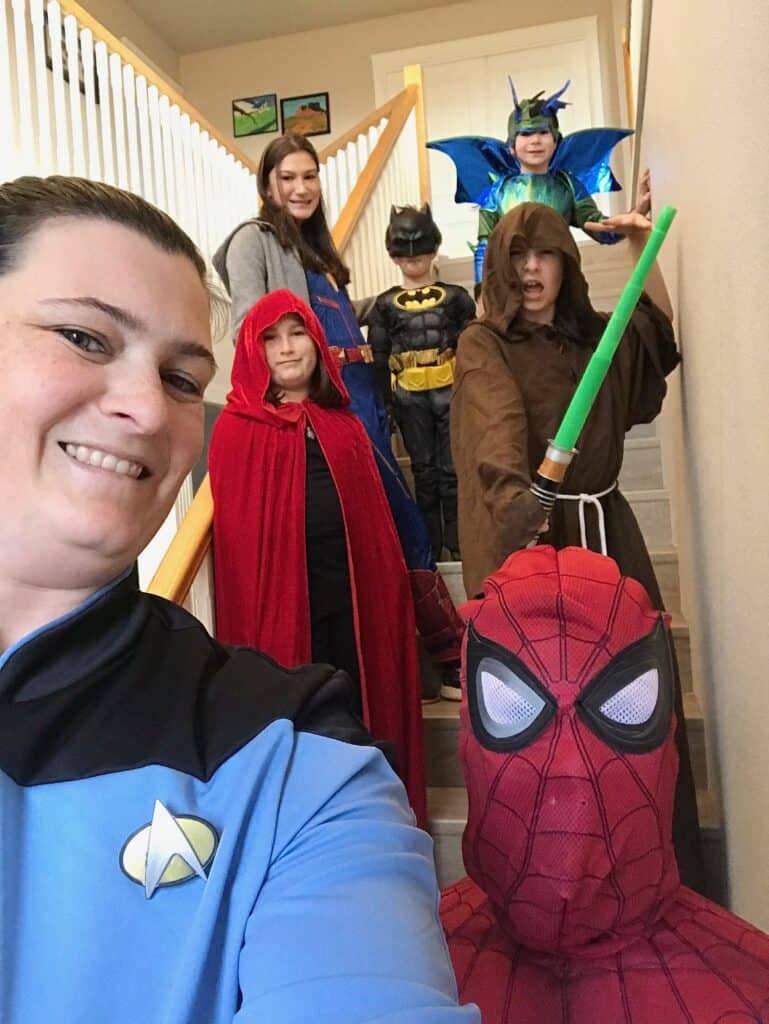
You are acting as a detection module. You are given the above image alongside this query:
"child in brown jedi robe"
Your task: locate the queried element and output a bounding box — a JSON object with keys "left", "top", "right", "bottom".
{"left": 450, "top": 200, "right": 705, "bottom": 892}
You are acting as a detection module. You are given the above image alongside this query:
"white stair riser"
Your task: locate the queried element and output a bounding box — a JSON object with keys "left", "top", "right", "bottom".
{"left": 620, "top": 440, "right": 664, "bottom": 490}
{"left": 629, "top": 490, "right": 672, "bottom": 548}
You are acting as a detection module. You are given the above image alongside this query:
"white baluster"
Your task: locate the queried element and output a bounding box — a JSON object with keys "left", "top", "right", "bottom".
{"left": 337, "top": 147, "right": 349, "bottom": 211}
{"left": 199, "top": 132, "right": 217, "bottom": 261}
{"left": 181, "top": 113, "right": 197, "bottom": 239}
{"left": 361, "top": 194, "right": 376, "bottom": 297}
{"left": 135, "top": 75, "right": 153, "bottom": 204}
{"left": 189, "top": 121, "right": 207, "bottom": 252}
{"left": 94, "top": 41, "right": 115, "bottom": 184}
{"left": 319, "top": 161, "right": 328, "bottom": 199}
{"left": 46, "top": 2, "right": 70, "bottom": 174}
{"left": 63, "top": 14, "right": 85, "bottom": 176}
{"left": 325, "top": 153, "right": 339, "bottom": 226}
{"left": 345, "top": 140, "right": 358, "bottom": 197}
{"left": 158, "top": 94, "right": 176, "bottom": 218}
{"left": 79, "top": 28, "right": 100, "bottom": 181}
{"left": 147, "top": 85, "right": 165, "bottom": 207}
{"left": 169, "top": 105, "right": 189, "bottom": 231}
{"left": 0, "top": 0, "right": 19, "bottom": 181}
{"left": 108, "top": 52, "right": 128, "bottom": 188}
{"left": 11, "top": 0, "right": 35, "bottom": 169}
{"left": 122, "top": 64, "right": 142, "bottom": 193}
{"left": 29, "top": 0, "right": 52, "bottom": 175}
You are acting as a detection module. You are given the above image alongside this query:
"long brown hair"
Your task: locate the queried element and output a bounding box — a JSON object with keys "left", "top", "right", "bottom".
{"left": 257, "top": 134, "right": 350, "bottom": 287}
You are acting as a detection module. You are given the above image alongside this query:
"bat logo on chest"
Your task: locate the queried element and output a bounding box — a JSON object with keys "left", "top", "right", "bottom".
{"left": 394, "top": 286, "right": 446, "bottom": 311}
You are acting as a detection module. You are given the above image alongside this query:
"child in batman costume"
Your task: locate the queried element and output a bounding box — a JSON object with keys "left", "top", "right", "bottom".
{"left": 367, "top": 205, "right": 475, "bottom": 563}
{"left": 442, "top": 546, "right": 769, "bottom": 1023}
{"left": 428, "top": 79, "right": 649, "bottom": 282}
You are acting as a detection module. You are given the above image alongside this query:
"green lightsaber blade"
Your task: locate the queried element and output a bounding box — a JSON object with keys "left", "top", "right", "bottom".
{"left": 553, "top": 204, "right": 677, "bottom": 449}
{"left": 530, "top": 205, "right": 677, "bottom": 515}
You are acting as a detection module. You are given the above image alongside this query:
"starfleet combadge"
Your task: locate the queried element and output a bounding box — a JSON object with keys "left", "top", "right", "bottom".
{"left": 120, "top": 800, "right": 218, "bottom": 899}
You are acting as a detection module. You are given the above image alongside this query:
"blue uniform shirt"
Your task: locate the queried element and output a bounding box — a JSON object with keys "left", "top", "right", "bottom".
{"left": 0, "top": 577, "right": 478, "bottom": 1023}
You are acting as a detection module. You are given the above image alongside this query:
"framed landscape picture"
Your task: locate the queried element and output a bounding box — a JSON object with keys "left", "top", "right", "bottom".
{"left": 232, "top": 94, "right": 278, "bottom": 138}
{"left": 280, "top": 92, "right": 330, "bottom": 138}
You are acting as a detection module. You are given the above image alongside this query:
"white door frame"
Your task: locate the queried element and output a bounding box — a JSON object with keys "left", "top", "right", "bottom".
{"left": 371, "top": 17, "right": 607, "bottom": 126}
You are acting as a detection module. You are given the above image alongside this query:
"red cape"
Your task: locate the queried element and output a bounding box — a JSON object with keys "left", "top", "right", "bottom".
{"left": 209, "top": 289, "right": 426, "bottom": 822}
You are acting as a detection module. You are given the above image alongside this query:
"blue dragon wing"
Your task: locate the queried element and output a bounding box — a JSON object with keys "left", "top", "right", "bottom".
{"left": 426, "top": 136, "right": 518, "bottom": 204}
{"left": 551, "top": 127, "right": 634, "bottom": 194}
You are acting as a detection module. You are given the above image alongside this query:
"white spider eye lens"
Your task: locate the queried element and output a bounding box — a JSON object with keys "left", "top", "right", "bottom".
{"left": 598, "top": 668, "right": 659, "bottom": 725}
{"left": 478, "top": 658, "right": 547, "bottom": 739}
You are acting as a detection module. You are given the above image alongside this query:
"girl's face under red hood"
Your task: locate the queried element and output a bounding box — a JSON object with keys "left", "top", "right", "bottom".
{"left": 227, "top": 289, "right": 348, "bottom": 412}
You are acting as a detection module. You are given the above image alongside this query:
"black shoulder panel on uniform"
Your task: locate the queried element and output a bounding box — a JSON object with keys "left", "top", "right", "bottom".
{"left": 0, "top": 580, "right": 383, "bottom": 786}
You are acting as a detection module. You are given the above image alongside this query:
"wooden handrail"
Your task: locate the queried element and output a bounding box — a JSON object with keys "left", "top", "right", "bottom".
{"left": 59, "top": 0, "right": 258, "bottom": 175}
{"left": 317, "top": 89, "right": 409, "bottom": 164}
{"left": 148, "top": 476, "right": 213, "bottom": 601}
{"left": 332, "top": 85, "right": 417, "bottom": 253}
{"left": 149, "top": 85, "right": 420, "bottom": 603}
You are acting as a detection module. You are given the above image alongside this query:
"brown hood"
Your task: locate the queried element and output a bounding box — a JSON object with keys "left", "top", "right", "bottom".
{"left": 481, "top": 202, "right": 604, "bottom": 343}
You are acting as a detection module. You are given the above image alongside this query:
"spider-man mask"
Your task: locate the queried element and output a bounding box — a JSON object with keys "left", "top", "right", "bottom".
{"left": 459, "top": 546, "right": 680, "bottom": 958}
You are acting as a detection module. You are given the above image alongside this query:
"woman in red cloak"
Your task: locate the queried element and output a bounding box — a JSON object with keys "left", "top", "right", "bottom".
{"left": 209, "top": 289, "right": 426, "bottom": 823}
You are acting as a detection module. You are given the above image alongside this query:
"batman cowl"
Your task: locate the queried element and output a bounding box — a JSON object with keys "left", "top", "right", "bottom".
{"left": 385, "top": 204, "right": 442, "bottom": 257}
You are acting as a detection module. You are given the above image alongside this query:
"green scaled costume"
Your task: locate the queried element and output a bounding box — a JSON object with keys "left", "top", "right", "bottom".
{"left": 428, "top": 79, "right": 633, "bottom": 282}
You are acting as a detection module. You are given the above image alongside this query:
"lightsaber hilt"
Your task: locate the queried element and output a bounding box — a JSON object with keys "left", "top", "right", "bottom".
{"left": 530, "top": 441, "right": 577, "bottom": 513}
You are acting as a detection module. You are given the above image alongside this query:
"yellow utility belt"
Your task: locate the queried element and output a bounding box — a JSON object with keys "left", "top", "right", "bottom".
{"left": 389, "top": 348, "right": 456, "bottom": 392}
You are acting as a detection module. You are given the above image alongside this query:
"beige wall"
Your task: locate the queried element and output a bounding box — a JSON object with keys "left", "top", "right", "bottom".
{"left": 642, "top": 3, "right": 769, "bottom": 927}
{"left": 179, "top": 0, "right": 624, "bottom": 167}
{"left": 79, "top": 0, "right": 180, "bottom": 82}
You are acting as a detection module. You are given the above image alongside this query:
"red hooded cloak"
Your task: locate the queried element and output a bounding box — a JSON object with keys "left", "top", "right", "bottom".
{"left": 209, "top": 289, "right": 426, "bottom": 822}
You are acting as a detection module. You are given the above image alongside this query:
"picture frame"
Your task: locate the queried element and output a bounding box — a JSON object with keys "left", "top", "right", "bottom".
{"left": 280, "top": 92, "right": 331, "bottom": 138}
{"left": 232, "top": 93, "right": 279, "bottom": 138}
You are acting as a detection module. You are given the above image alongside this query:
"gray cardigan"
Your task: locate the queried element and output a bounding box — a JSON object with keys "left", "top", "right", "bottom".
{"left": 213, "top": 220, "right": 309, "bottom": 339}
{"left": 213, "top": 218, "right": 375, "bottom": 339}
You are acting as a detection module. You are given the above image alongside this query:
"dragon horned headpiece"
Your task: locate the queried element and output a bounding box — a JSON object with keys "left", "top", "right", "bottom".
{"left": 507, "top": 78, "right": 570, "bottom": 145}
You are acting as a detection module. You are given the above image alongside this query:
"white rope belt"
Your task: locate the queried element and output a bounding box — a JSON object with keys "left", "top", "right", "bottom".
{"left": 555, "top": 481, "right": 618, "bottom": 556}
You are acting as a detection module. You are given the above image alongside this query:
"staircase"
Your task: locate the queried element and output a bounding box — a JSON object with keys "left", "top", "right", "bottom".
{"left": 420, "top": 242, "right": 726, "bottom": 904}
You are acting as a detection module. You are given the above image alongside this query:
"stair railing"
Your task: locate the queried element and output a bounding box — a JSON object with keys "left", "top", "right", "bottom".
{"left": 2, "top": 0, "right": 259, "bottom": 257}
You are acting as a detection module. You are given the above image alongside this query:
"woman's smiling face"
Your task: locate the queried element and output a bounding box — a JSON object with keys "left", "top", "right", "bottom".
{"left": 0, "top": 217, "right": 215, "bottom": 588}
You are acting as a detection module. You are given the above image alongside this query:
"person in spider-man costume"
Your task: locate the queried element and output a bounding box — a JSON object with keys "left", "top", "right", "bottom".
{"left": 441, "top": 545, "right": 769, "bottom": 1022}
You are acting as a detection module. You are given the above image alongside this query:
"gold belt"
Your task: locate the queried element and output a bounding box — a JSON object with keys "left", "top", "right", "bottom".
{"left": 388, "top": 347, "right": 454, "bottom": 372}
{"left": 393, "top": 358, "right": 456, "bottom": 392}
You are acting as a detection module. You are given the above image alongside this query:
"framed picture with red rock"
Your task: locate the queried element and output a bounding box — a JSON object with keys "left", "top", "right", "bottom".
{"left": 280, "top": 92, "right": 330, "bottom": 138}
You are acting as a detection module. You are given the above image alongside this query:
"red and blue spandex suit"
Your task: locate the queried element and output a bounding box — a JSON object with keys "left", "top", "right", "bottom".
{"left": 441, "top": 545, "right": 769, "bottom": 1022}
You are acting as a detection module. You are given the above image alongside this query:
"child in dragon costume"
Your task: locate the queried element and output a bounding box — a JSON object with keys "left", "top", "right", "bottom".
{"left": 428, "top": 79, "right": 649, "bottom": 282}
{"left": 367, "top": 205, "right": 475, "bottom": 565}
{"left": 442, "top": 545, "right": 769, "bottom": 1022}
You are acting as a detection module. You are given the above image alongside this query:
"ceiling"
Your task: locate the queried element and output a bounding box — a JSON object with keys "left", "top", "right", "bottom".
{"left": 128, "top": 0, "right": 464, "bottom": 55}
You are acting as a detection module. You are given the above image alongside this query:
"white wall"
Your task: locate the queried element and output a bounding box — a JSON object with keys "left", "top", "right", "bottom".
{"left": 641, "top": 2, "right": 769, "bottom": 927}
{"left": 179, "top": 0, "right": 625, "bottom": 167}
{"left": 78, "top": 0, "right": 181, "bottom": 82}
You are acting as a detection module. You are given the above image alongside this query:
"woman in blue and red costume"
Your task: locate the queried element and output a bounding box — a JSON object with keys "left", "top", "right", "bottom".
{"left": 209, "top": 289, "right": 426, "bottom": 823}
{"left": 214, "top": 134, "right": 464, "bottom": 690}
